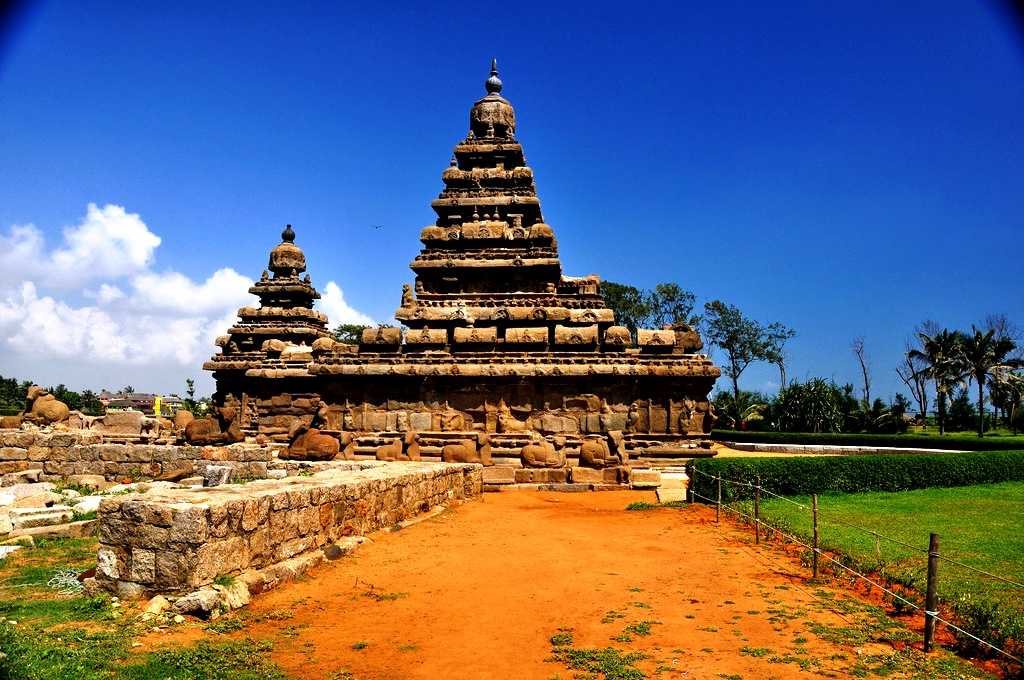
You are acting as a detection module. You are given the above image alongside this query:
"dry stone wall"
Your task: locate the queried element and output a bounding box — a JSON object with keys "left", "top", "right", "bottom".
{"left": 0, "top": 430, "right": 273, "bottom": 483}
{"left": 96, "top": 461, "right": 481, "bottom": 597}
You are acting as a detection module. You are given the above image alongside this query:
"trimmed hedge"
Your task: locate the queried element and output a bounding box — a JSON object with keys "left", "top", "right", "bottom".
{"left": 711, "top": 429, "right": 1024, "bottom": 451}
{"left": 689, "top": 451, "right": 1024, "bottom": 502}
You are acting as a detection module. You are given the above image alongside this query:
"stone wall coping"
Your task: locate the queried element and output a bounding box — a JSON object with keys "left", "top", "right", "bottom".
{"left": 99, "top": 461, "right": 479, "bottom": 510}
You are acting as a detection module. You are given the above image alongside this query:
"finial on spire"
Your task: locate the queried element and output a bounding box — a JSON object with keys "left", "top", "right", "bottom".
{"left": 485, "top": 58, "right": 502, "bottom": 94}
{"left": 282, "top": 224, "right": 295, "bottom": 243}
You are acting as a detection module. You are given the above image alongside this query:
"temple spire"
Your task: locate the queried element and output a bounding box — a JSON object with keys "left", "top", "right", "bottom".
{"left": 485, "top": 58, "right": 502, "bottom": 94}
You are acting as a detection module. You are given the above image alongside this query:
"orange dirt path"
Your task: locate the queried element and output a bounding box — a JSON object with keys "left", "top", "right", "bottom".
{"left": 190, "top": 490, "right": 925, "bottom": 679}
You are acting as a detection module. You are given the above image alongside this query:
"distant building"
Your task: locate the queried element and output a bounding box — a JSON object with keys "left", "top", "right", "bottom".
{"left": 98, "top": 391, "right": 187, "bottom": 416}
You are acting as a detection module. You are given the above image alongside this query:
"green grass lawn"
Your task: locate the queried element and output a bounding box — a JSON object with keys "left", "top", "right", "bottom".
{"left": 0, "top": 537, "right": 289, "bottom": 679}
{"left": 747, "top": 481, "right": 1024, "bottom": 658}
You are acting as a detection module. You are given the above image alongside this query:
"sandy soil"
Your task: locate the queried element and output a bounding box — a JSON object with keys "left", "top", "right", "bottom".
{"left": 710, "top": 442, "right": 840, "bottom": 457}
{"left": 148, "top": 489, "right": 957, "bottom": 680}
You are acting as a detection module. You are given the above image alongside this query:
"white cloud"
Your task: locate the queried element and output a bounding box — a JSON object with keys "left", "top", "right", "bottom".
{"left": 130, "top": 268, "right": 254, "bottom": 315}
{"left": 0, "top": 203, "right": 372, "bottom": 394}
{"left": 0, "top": 203, "right": 161, "bottom": 289}
{"left": 318, "top": 281, "right": 374, "bottom": 327}
{"left": 84, "top": 284, "right": 125, "bottom": 305}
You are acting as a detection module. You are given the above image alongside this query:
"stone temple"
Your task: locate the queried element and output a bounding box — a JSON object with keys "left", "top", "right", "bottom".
{"left": 205, "top": 61, "right": 720, "bottom": 479}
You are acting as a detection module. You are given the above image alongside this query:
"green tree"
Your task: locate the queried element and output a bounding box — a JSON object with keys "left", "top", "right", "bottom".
{"left": 712, "top": 389, "right": 773, "bottom": 430}
{"left": 960, "top": 325, "right": 1020, "bottom": 437}
{"left": 948, "top": 387, "right": 977, "bottom": 432}
{"left": 601, "top": 282, "right": 649, "bottom": 333}
{"left": 703, "top": 300, "right": 795, "bottom": 423}
{"left": 48, "top": 384, "right": 82, "bottom": 411}
{"left": 333, "top": 323, "right": 370, "bottom": 344}
{"left": 990, "top": 368, "right": 1023, "bottom": 433}
{"left": 602, "top": 281, "right": 700, "bottom": 334}
{"left": 121, "top": 385, "right": 135, "bottom": 396}
{"left": 78, "top": 389, "right": 104, "bottom": 416}
{"left": 908, "top": 328, "right": 966, "bottom": 435}
{"left": 775, "top": 378, "right": 844, "bottom": 433}
{"left": 647, "top": 283, "right": 699, "bottom": 328}
{"left": 183, "top": 378, "right": 201, "bottom": 416}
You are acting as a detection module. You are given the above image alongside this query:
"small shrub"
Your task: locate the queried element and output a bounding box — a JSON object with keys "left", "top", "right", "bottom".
{"left": 712, "top": 429, "right": 1023, "bottom": 451}
{"left": 550, "top": 628, "right": 574, "bottom": 646}
{"left": 691, "top": 451, "right": 1024, "bottom": 501}
{"left": 213, "top": 574, "right": 236, "bottom": 587}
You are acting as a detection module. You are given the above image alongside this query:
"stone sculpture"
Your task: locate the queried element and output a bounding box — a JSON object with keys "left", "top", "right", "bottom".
{"left": 288, "top": 428, "right": 340, "bottom": 460}
{"left": 520, "top": 435, "right": 565, "bottom": 468}
{"left": 23, "top": 386, "right": 70, "bottom": 425}
{"left": 376, "top": 431, "right": 421, "bottom": 462}
{"left": 184, "top": 404, "right": 243, "bottom": 446}
{"left": 441, "top": 433, "right": 492, "bottom": 466}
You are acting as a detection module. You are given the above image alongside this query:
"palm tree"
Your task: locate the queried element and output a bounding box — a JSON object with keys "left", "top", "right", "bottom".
{"left": 908, "top": 329, "right": 966, "bottom": 435}
{"left": 960, "top": 326, "right": 1020, "bottom": 437}
{"left": 990, "top": 368, "right": 1024, "bottom": 434}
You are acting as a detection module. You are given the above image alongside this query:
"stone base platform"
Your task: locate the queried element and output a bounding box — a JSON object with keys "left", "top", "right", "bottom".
{"left": 95, "top": 460, "right": 481, "bottom": 598}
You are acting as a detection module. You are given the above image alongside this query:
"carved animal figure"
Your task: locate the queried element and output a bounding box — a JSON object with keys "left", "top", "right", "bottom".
{"left": 520, "top": 435, "right": 565, "bottom": 468}
{"left": 496, "top": 403, "right": 529, "bottom": 433}
{"left": 184, "top": 404, "right": 243, "bottom": 445}
{"left": 288, "top": 428, "right": 340, "bottom": 460}
{"left": 608, "top": 430, "right": 628, "bottom": 464}
{"left": 23, "top": 386, "right": 70, "bottom": 425}
{"left": 579, "top": 436, "right": 613, "bottom": 468}
{"left": 375, "top": 438, "right": 402, "bottom": 461}
{"left": 173, "top": 410, "right": 195, "bottom": 430}
{"left": 375, "top": 432, "right": 420, "bottom": 462}
{"left": 337, "top": 431, "right": 357, "bottom": 460}
{"left": 581, "top": 431, "right": 629, "bottom": 468}
{"left": 441, "top": 433, "right": 492, "bottom": 465}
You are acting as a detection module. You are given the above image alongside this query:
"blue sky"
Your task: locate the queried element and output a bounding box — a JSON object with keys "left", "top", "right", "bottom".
{"left": 0, "top": 1, "right": 1021, "bottom": 399}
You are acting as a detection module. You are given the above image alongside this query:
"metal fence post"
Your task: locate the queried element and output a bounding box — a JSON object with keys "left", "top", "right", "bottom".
{"left": 812, "top": 494, "right": 819, "bottom": 579}
{"left": 715, "top": 474, "right": 721, "bottom": 523}
{"left": 924, "top": 532, "right": 940, "bottom": 652}
{"left": 754, "top": 476, "right": 761, "bottom": 545}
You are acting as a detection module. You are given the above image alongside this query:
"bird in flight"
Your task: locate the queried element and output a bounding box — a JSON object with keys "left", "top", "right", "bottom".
{"left": 372, "top": 224, "right": 384, "bottom": 230}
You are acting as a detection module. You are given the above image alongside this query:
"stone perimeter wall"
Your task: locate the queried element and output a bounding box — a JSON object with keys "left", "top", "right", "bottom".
{"left": 96, "top": 461, "right": 481, "bottom": 597}
{"left": 0, "top": 430, "right": 273, "bottom": 483}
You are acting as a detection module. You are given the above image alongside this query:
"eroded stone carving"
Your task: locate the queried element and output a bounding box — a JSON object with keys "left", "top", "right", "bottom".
{"left": 441, "top": 433, "right": 492, "bottom": 466}
{"left": 521, "top": 435, "right": 565, "bottom": 468}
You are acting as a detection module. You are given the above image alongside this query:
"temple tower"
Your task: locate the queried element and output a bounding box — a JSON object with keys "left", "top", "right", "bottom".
{"left": 396, "top": 60, "right": 612, "bottom": 349}
{"left": 207, "top": 62, "right": 720, "bottom": 467}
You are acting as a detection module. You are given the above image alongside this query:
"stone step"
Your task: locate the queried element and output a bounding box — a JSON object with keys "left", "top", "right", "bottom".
{"left": 9, "top": 505, "right": 73, "bottom": 530}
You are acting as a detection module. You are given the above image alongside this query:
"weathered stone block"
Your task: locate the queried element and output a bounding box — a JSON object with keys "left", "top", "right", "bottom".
{"left": 482, "top": 466, "right": 516, "bottom": 484}
{"left": 130, "top": 549, "right": 156, "bottom": 583}
{"left": 514, "top": 468, "right": 568, "bottom": 483}
{"left": 568, "top": 467, "right": 621, "bottom": 484}
{"left": 0, "top": 447, "right": 27, "bottom": 461}
{"left": 630, "top": 468, "right": 662, "bottom": 489}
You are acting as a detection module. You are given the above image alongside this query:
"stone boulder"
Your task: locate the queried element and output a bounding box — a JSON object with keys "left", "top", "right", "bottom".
{"left": 94, "top": 411, "right": 144, "bottom": 435}
{"left": 172, "top": 588, "right": 222, "bottom": 618}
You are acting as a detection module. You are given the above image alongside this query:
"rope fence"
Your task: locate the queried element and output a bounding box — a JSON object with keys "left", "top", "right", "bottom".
{"left": 686, "top": 466, "right": 1023, "bottom": 667}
